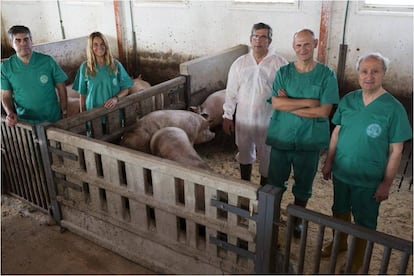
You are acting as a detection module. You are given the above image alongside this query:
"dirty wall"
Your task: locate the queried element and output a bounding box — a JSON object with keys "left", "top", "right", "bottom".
{"left": 1, "top": 0, "right": 412, "bottom": 112}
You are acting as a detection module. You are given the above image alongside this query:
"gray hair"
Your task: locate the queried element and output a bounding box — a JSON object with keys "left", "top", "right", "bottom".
{"left": 251, "top": 22, "right": 272, "bottom": 40}
{"left": 356, "top": 53, "right": 390, "bottom": 72}
{"left": 8, "top": 25, "right": 32, "bottom": 42}
{"left": 293, "top": 28, "right": 315, "bottom": 40}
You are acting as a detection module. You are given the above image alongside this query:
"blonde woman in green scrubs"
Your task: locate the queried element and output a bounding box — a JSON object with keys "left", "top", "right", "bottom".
{"left": 72, "top": 32, "right": 133, "bottom": 133}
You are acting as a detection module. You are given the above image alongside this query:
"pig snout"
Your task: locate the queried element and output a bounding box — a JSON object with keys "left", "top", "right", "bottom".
{"left": 194, "top": 127, "right": 215, "bottom": 144}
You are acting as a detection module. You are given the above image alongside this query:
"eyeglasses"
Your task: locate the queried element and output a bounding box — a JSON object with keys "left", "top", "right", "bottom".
{"left": 251, "top": 34, "right": 269, "bottom": 41}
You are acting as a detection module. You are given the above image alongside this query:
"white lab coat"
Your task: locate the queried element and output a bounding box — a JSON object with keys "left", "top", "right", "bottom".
{"left": 223, "top": 49, "right": 288, "bottom": 177}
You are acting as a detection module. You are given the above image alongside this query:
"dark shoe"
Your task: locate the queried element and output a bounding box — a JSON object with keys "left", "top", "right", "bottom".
{"left": 260, "top": 175, "right": 268, "bottom": 186}
{"left": 292, "top": 198, "right": 307, "bottom": 239}
{"left": 293, "top": 222, "right": 303, "bottom": 239}
{"left": 240, "top": 164, "right": 252, "bottom": 181}
{"left": 293, "top": 217, "right": 303, "bottom": 239}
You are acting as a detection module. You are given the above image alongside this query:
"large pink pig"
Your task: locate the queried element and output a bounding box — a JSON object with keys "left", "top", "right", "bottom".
{"left": 189, "top": 89, "right": 226, "bottom": 128}
{"left": 150, "top": 127, "right": 211, "bottom": 170}
{"left": 120, "top": 110, "right": 215, "bottom": 153}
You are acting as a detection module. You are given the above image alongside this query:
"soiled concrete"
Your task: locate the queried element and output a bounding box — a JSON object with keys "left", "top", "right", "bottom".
{"left": 1, "top": 195, "right": 155, "bottom": 275}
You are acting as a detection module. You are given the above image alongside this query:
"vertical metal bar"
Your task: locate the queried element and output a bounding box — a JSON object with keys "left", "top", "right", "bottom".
{"left": 328, "top": 230, "right": 342, "bottom": 273}
{"left": 344, "top": 236, "right": 356, "bottom": 274}
{"left": 21, "top": 128, "right": 41, "bottom": 206}
{"left": 398, "top": 252, "right": 410, "bottom": 274}
{"left": 28, "top": 128, "right": 49, "bottom": 209}
{"left": 56, "top": 0, "right": 66, "bottom": 39}
{"left": 283, "top": 214, "right": 294, "bottom": 272}
{"left": 5, "top": 125, "right": 20, "bottom": 195}
{"left": 312, "top": 224, "right": 325, "bottom": 274}
{"left": 15, "top": 127, "right": 33, "bottom": 199}
{"left": 254, "top": 185, "right": 283, "bottom": 274}
{"left": 361, "top": 240, "right": 374, "bottom": 274}
{"left": 297, "top": 220, "right": 309, "bottom": 274}
{"left": 129, "top": 0, "right": 138, "bottom": 78}
{"left": 379, "top": 246, "right": 392, "bottom": 274}
{"left": 1, "top": 122, "right": 17, "bottom": 194}
{"left": 36, "top": 123, "right": 62, "bottom": 223}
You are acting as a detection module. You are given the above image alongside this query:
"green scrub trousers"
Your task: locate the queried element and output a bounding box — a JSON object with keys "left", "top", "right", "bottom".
{"left": 268, "top": 148, "right": 320, "bottom": 202}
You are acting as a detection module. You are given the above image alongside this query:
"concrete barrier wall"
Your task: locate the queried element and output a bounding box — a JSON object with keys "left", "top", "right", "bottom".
{"left": 33, "top": 36, "right": 88, "bottom": 83}
{"left": 180, "top": 44, "right": 248, "bottom": 106}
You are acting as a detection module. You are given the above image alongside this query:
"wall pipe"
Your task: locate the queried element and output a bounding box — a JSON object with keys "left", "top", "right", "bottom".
{"left": 56, "top": 0, "right": 66, "bottom": 39}
{"left": 129, "top": 0, "right": 138, "bottom": 78}
{"left": 113, "top": 0, "right": 126, "bottom": 65}
{"left": 317, "top": 0, "right": 331, "bottom": 64}
{"left": 337, "top": 0, "right": 350, "bottom": 94}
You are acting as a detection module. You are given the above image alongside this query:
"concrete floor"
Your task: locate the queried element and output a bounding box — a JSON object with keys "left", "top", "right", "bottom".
{"left": 1, "top": 195, "right": 155, "bottom": 275}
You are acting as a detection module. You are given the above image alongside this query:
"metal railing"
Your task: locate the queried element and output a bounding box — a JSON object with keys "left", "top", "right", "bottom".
{"left": 283, "top": 204, "right": 413, "bottom": 274}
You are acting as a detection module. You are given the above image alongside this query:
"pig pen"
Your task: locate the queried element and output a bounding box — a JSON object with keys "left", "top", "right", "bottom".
{"left": 32, "top": 44, "right": 293, "bottom": 274}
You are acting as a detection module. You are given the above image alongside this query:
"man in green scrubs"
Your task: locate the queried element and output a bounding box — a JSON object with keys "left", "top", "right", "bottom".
{"left": 321, "top": 53, "right": 412, "bottom": 273}
{"left": 1, "top": 25, "right": 68, "bottom": 126}
{"left": 266, "top": 29, "right": 339, "bottom": 238}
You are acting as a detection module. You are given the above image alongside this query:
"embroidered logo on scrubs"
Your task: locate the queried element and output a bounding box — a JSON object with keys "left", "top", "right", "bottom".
{"left": 40, "top": 75, "right": 48, "bottom": 84}
{"left": 366, "top": 123, "right": 381, "bottom": 138}
{"left": 112, "top": 78, "right": 118, "bottom": 86}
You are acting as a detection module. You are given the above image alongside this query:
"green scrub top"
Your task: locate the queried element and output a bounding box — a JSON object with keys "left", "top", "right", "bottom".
{"left": 1, "top": 52, "right": 68, "bottom": 124}
{"left": 266, "top": 62, "right": 339, "bottom": 151}
{"left": 72, "top": 60, "right": 133, "bottom": 110}
{"left": 332, "top": 90, "right": 412, "bottom": 188}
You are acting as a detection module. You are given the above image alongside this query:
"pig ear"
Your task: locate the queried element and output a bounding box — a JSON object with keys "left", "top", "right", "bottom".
{"left": 201, "top": 113, "right": 209, "bottom": 120}
{"left": 189, "top": 106, "right": 202, "bottom": 113}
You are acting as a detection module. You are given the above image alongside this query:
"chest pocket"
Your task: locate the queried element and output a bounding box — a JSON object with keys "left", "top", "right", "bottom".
{"left": 308, "top": 85, "right": 322, "bottom": 99}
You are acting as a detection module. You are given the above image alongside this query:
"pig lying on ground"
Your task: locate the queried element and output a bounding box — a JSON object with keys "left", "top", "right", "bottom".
{"left": 120, "top": 110, "right": 215, "bottom": 153}
{"left": 129, "top": 75, "right": 151, "bottom": 94}
{"left": 189, "top": 89, "right": 226, "bottom": 128}
{"left": 150, "top": 127, "right": 211, "bottom": 170}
